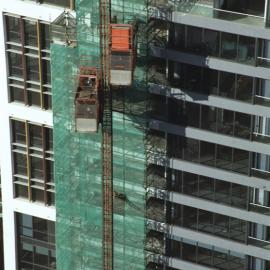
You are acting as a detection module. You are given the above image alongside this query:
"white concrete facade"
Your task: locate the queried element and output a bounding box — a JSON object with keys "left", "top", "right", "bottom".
{"left": 0, "top": 1, "right": 64, "bottom": 269}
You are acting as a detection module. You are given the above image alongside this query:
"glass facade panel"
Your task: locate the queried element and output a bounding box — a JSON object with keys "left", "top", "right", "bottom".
{"left": 234, "top": 112, "right": 251, "bottom": 139}
{"left": 235, "top": 75, "right": 253, "bottom": 102}
{"left": 168, "top": 170, "right": 250, "bottom": 211}
{"left": 31, "top": 156, "right": 43, "bottom": 179}
{"left": 219, "top": 71, "right": 235, "bottom": 99}
{"left": 12, "top": 120, "right": 26, "bottom": 144}
{"left": 43, "top": 60, "right": 51, "bottom": 85}
{"left": 176, "top": 25, "right": 258, "bottom": 65}
{"left": 198, "top": 176, "right": 215, "bottom": 201}
{"left": 17, "top": 213, "right": 56, "bottom": 270}
{"left": 238, "top": 36, "right": 256, "bottom": 64}
{"left": 220, "top": 0, "right": 265, "bottom": 17}
{"left": 9, "top": 86, "right": 25, "bottom": 103}
{"left": 26, "top": 56, "right": 39, "bottom": 82}
{"left": 200, "top": 141, "right": 215, "bottom": 166}
{"left": 171, "top": 204, "right": 248, "bottom": 244}
{"left": 5, "top": 15, "right": 52, "bottom": 109}
{"left": 183, "top": 138, "right": 200, "bottom": 162}
{"left": 8, "top": 52, "right": 23, "bottom": 78}
{"left": 29, "top": 125, "right": 42, "bottom": 148}
{"left": 203, "top": 28, "right": 220, "bottom": 57}
{"left": 183, "top": 65, "right": 202, "bottom": 92}
{"left": 6, "top": 16, "right": 21, "bottom": 43}
{"left": 28, "top": 91, "right": 41, "bottom": 107}
{"left": 202, "top": 68, "right": 218, "bottom": 95}
{"left": 14, "top": 152, "right": 27, "bottom": 176}
{"left": 186, "top": 26, "right": 203, "bottom": 55}
{"left": 167, "top": 134, "right": 270, "bottom": 178}
{"left": 216, "top": 145, "right": 233, "bottom": 170}
{"left": 185, "top": 102, "right": 200, "bottom": 127}
{"left": 24, "top": 20, "right": 37, "bottom": 47}
{"left": 201, "top": 105, "right": 216, "bottom": 132}
{"left": 173, "top": 62, "right": 261, "bottom": 105}
{"left": 216, "top": 108, "right": 234, "bottom": 136}
{"left": 15, "top": 184, "right": 28, "bottom": 198}
{"left": 40, "top": 24, "right": 51, "bottom": 50}
{"left": 221, "top": 32, "right": 238, "bottom": 59}
{"left": 182, "top": 241, "right": 197, "bottom": 262}
{"left": 255, "top": 78, "right": 270, "bottom": 106}
{"left": 11, "top": 119, "right": 54, "bottom": 205}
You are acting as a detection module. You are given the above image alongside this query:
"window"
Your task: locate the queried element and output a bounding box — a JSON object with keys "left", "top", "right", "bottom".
{"left": 216, "top": 108, "right": 234, "bottom": 136}
{"left": 179, "top": 25, "right": 257, "bottom": 65}
{"left": 201, "top": 105, "right": 216, "bottom": 132}
{"left": 186, "top": 26, "right": 203, "bottom": 55}
{"left": 235, "top": 75, "right": 253, "bottom": 102}
{"left": 220, "top": 0, "right": 265, "bottom": 17}
{"left": 203, "top": 28, "right": 220, "bottom": 57}
{"left": 8, "top": 52, "right": 23, "bottom": 78}
{"left": 25, "top": 19, "right": 37, "bottom": 47}
{"left": 219, "top": 71, "right": 236, "bottom": 99}
{"left": 5, "top": 16, "right": 21, "bottom": 43}
{"left": 238, "top": 36, "right": 256, "bottom": 64}
{"left": 17, "top": 213, "right": 56, "bottom": 270}
{"left": 26, "top": 56, "right": 39, "bottom": 82}
{"left": 170, "top": 169, "right": 249, "bottom": 210}
{"left": 5, "top": 15, "right": 52, "bottom": 109}
{"left": 11, "top": 119, "right": 54, "bottom": 205}
{"left": 171, "top": 204, "right": 247, "bottom": 243}
{"left": 252, "top": 153, "right": 270, "bottom": 179}
{"left": 166, "top": 134, "right": 269, "bottom": 178}
{"left": 172, "top": 239, "right": 246, "bottom": 270}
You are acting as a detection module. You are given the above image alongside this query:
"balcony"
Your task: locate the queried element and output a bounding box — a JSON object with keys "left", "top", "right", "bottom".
{"left": 173, "top": 1, "right": 266, "bottom": 28}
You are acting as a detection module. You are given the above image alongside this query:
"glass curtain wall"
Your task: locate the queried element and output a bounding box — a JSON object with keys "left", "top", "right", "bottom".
{"left": 5, "top": 15, "right": 52, "bottom": 109}
{"left": 11, "top": 119, "right": 54, "bottom": 205}
{"left": 17, "top": 213, "right": 56, "bottom": 270}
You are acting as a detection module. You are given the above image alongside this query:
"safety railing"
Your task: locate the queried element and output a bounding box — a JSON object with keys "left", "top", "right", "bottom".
{"left": 149, "top": 0, "right": 266, "bottom": 28}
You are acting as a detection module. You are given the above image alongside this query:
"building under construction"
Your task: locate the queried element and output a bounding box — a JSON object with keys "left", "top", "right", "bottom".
{"left": 1, "top": 0, "right": 270, "bottom": 270}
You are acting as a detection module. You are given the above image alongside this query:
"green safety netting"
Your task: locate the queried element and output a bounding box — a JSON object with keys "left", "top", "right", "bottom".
{"left": 52, "top": 0, "right": 149, "bottom": 269}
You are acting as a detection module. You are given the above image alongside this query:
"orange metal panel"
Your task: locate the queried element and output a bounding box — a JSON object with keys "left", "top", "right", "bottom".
{"left": 111, "top": 26, "right": 130, "bottom": 52}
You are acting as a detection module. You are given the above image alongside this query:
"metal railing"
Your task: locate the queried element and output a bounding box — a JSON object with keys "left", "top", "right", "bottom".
{"left": 149, "top": 0, "right": 265, "bottom": 28}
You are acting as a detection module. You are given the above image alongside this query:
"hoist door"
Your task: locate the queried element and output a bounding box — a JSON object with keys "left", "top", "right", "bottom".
{"left": 76, "top": 118, "right": 97, "bottom": 132}
{"left": 75, "top": 103, "right": 98, "bottom": 132}
{"left": 110, "top": 70, "right": 132, "bottom": 86}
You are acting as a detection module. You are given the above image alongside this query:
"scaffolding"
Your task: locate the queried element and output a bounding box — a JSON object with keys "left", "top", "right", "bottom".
{"left": 52, "top": 0, "right": 152, "bottom": 269}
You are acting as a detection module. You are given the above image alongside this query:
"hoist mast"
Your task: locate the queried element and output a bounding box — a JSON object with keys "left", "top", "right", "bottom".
{"left": 99, "top": 0, "right": 113, "bottom": 269}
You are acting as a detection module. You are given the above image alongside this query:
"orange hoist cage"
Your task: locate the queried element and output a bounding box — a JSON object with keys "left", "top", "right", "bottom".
{"left": 110, "top": 24, "right": 133, "bottom": 52}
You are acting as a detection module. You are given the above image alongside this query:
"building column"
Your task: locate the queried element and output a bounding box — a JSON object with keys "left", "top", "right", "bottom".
{"left": 0, "top": 11, "right": 17, "bottom": 270}
{"left": 265, "top": 0, "right": 270, "bottom": 27}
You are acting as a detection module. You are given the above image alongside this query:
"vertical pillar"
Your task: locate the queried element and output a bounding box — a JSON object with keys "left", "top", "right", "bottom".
{"left": 37, "top": 20, "right": 44, "bottom": 109}
{"left": 0, "top": 12, "right": 17, "bottom": 270}
{"left": 213, "top": 0, "right": 223, "bottom": 9}
{"left": 265, "top": 0, "right": 270, "bottom": 27}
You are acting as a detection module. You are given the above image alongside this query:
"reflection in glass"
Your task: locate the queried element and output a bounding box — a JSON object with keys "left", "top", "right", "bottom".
{"left": 203, "top": 29, "right": 220, "bottom": 56}
{"left": 17, "top": 213, "right": 56, "bottom": 270}
{"left": 235, "top": 75, "right": 253, "bottom": 102}
{"left": 25, "top": 20, "right": 37, "bottom": 47}
{"left": 8, "top": 52, "right": 23, "bottom": 78}
{"left": 238, "top": 35, "right": 255, "bottom": 64}
{"left": 219, "top": 71, "right": 235, "bottom": 99}
{"left": 221, "top": 33, "right": 237, "bottom": 60}
{"left": 6, "top": 16, "right": 21, "bottom": 43}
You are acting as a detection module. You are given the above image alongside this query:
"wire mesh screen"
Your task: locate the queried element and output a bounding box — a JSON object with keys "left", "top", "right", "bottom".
{"left": 52, "top": 0, "right": 149, "bottom": 269}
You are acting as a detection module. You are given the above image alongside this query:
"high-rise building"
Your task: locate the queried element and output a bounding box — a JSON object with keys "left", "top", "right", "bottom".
{"left": 1, "top": 0, "right": 270, "bottom": 270}
{"left": 0, "top": 1, "right": 68, "bottom": 269}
